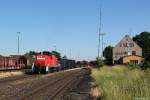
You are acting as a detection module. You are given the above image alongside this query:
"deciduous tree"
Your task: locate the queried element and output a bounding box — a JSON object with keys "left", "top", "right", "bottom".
{"left": 103, "top": 46, "right": 113, "bottom": 65}
{"left": 133, "top": 32, "right": 150, "bottom": 69}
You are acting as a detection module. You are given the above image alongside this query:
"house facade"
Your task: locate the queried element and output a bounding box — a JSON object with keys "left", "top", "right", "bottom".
{"left": 113, "top": 35, "right": 143, "bottom": 64}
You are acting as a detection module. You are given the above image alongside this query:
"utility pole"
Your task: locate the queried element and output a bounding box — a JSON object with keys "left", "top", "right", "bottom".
{"left": 97, "top": 4, "right": 102, "bottom": 59}
{"left": 17, "top": 32, "right": 20, "bottom": 56}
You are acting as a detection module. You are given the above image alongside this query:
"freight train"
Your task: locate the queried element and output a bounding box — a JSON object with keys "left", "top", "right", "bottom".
{"left": 0, "top": 51, "right": 76, "bottom": 72}
{"left": 32, "top": 51, "right": 76, "bottom": 73}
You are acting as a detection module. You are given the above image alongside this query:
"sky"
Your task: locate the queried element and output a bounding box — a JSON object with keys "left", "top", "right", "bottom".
{"left": 0, "top": 0, "right": 150, "bottom": 61}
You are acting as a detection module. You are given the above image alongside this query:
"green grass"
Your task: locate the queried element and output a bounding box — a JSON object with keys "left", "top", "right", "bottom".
{"left": 92, "top": 65, "right": 150, "bottom": 100}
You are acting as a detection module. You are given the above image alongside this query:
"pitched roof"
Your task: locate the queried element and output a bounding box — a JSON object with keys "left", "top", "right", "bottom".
{"left": 114, "top": 35, "right": 141, "bottom": 49}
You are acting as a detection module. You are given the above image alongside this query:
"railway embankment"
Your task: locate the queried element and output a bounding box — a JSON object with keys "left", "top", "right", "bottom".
{"left": 0, "top": 70, "right": 24, "bottom": 79}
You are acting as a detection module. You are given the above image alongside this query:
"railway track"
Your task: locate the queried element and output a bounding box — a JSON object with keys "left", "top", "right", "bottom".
{"left": 0, "top": 67, "right": 86, "bottom": 84}
{"left": 48, "top": 71, "right": 83, "bottom": 100}
{"left": 16, "top": 69, "right": 87, "bottom": 100}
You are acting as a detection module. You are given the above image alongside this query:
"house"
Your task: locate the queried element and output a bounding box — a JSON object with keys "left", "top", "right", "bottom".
{"left": 113, "top": 35, "right": 143, "bottom": 64}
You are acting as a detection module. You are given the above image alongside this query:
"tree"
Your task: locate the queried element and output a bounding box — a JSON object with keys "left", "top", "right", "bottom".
{"left": 133, "top": 32, "right": 150, "bottom": 69}
{"left": 24, "top": 51, "right": 39, "bottom": 56}
{"left": 103, "top": 46, "right": 113, "bottom": 65}
{"left": 24, "top": 51, "right": 39, "bottom": 59}
{"left": 51, "top": 51, "right": 61, "bottom": 61}
{"left": 24, "top": 51, "right": 39, "bottom": 67}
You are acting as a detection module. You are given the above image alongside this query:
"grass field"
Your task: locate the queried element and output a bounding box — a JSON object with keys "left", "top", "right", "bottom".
{"left": 91, "top": 65, "right": 150, "bottom": 100}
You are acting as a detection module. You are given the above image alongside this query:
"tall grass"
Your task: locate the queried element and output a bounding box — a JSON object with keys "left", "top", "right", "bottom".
{"left": 92, "top": 65, "right": 150, "bottom": 100}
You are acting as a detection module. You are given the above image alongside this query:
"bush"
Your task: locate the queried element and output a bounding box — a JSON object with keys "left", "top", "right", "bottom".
{"left": 95, "top": 58, "right": 104, "bottom": 68}
{"left": 127, "top": 62, "right": 140, "bottom": 70}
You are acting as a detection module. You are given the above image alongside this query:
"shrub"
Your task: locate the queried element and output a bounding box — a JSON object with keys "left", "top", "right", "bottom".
{"left": 127, "top": 62, "right": 140, "bottom": 70}
{"left": 95, "top": 58, "right": 104, "bottom": 68}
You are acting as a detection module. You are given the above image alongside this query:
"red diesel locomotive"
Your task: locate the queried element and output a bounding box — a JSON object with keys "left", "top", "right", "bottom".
{"left": 32, "top": 51, "right": 59, "bottom": 73}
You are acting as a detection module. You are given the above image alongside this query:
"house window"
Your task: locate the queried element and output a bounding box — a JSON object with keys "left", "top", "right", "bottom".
{"left": 132, "top": 51, "right": 136, "bottom": 55}
{"left": 129, "top": 43, "right": 134, "bottom": 47}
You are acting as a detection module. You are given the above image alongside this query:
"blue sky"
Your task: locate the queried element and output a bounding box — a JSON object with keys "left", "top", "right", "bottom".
{"left": 0, "top": 0, "right": 150, "bottom": 60}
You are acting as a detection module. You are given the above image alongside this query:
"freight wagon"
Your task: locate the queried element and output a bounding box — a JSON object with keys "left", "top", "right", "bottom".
{"left": 0, "top": 55, "right": 27, "bottom": 70}
{"left": 60, "top": 59, "right": 76, "bottom": 70}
